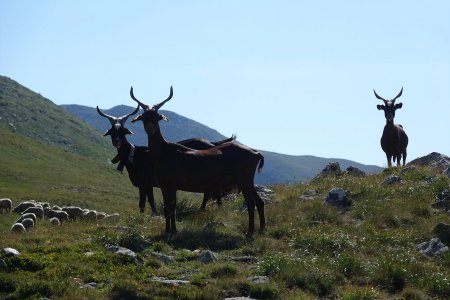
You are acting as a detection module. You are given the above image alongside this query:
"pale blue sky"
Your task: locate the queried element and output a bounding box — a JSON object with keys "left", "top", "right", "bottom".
{"left": 1, "top": 0, "right": 449, "bottom": 166}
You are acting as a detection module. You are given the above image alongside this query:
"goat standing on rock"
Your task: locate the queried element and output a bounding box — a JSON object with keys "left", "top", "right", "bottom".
{"left": 375, "top": 87, "right": 409, "bottom": 167}
{"left": 130, "top": 86, "right": 265, "bottom": 236}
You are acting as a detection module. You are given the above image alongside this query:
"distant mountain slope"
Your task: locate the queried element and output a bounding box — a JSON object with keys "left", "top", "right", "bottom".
{"left": 62, "top": 104, "right": 383, "bottom": 183}
{"left": 0, "top": 75, "right": 113, "bottom": 161}
{"left": 61, "top": 104, "right": 226, "bottom": 148}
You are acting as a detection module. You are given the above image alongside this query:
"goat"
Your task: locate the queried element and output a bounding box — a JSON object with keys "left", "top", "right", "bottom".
{"left": 130, "top": 86, "right": 265, "bottom": 236}
{"left": 374, "top": 87, "right": 409, "bottom": 167}
{"left": 96, "top": 106, "right": 233, "bottom": 213}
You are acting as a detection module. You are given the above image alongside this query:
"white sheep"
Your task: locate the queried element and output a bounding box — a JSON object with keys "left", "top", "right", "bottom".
{"left": 12, "top": 201, "right": 37, "bottom": 213}
{"left": 21, "top": 218, "right": 35, "bottom": 230}
{"left": 62, "top": 206, "right": 84, "bottom": 220}
{"left": 10, "top": 223, "right": 26, "bottom": 233}
{"left": 49, "top": 217, "right": 61, "bottom": 226}
{"left": 16, "top": 212, "right": 37, "bottom": 224}
{"left": 44, "top": 208, "right": 69, "bottom": 223}
{"left": 0, "top": 198, "right": 12, "bottom": 213}
{"left": 22, "top": 206, "right": 44, "bottom": 219}
{"left": 38, "top": 202, "right": 50, "bottom": 209}
{"left": 52, "top": 205, "right": 62, "bottom": 211}
{"left": 82, "top": 210, "right": 98, "bottom": 221}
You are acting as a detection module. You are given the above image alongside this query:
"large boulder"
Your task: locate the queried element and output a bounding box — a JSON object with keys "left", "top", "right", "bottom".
{"left": 417, "top": 238, "right": 449, "bottom": 258}
{"left": 408, "top": 152, "right": 450, "bottom": 171}
{"left": 324, "top": 188, "right": 351, "bottom": 209}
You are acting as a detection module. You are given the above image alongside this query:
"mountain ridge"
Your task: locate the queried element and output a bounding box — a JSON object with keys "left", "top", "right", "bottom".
{"left": 62, "top": 104, "right": 383, "bottom": 183}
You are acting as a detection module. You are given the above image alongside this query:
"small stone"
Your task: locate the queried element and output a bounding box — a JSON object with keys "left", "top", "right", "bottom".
{"left": 324, "top": 188, "right": 351, "bottom": 209}
{"left": 151, "top": 252, "right": 174, "bottom": 264}
{"left": 417, "top": 238, "right": 449, "bottom": 258}
{"left": 247, "top": 276, "right": 269, "bottom": 284}
{"left": 107, "top": 245, "right": 136, "bottom": 258}
{"left": 84, "top": 251, "right": 95, "bottom": 257}
{"left": 345, "top": 166, "right": 366, "bottom": 177}
{"left": 384, "top": 175, "right": 402, "bottom": 185}
{"left": 150, "top": 276, "right": 189, "bottom": 286}
{"left": 197, "top": 250, "right": 219, "bottom": 263}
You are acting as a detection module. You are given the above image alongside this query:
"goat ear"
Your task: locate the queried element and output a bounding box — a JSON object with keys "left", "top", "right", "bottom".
{"left": 103, "top": 129, "right": 112, "bottom": 136}
{"left": 124, "top": 128, "right": 134, "bottom": 135}
{"left": 160, "top": 114, "right": 169, "bottom": 122}
{"left": 377, "top": 105, "right": 385, "bottom": 110}
{"left": 395, "top": 103, "right": 403, "bottom": 109}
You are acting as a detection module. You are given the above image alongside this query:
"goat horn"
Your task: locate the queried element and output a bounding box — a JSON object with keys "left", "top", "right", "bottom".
{"left": 373, "top": 90, "right": 387, "bottom": 102}
{"left": 130, "top": 87, "right": 150, "bottom": 110}
{"left": 96, "top": 106, "right": 118, "bottom": 125}
{"left": 392, "top": 87, "right": 403, "bottom": 102}
{"left": 152, "top": 86, "right": 173, "bottom": 111}
{"left": 118, "top": 105, "right": 140, "bottom": 125}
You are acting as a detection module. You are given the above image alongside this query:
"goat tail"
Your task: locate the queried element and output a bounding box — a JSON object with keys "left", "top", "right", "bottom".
{"left": 257, "top": 153, "right": 265, "bottom": 173}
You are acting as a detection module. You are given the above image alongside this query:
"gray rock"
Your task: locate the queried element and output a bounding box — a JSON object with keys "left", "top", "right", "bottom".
{"left": 384, "top": 175, "right": 402, "bottom": 185}
{"left": 197, "top": 250, "right": 219, "bottom": 263}
{"left": 151, "top": 252, "right": 174, "bottom": 264}
{"left": 84, "top": 251, "right": 95, "bottom": 257}
{"left": 300, "top": 189, "right": 318, "bottom": 201}
{"left": 431, "top": 189, "right": 450, "bottom": 210}
{"left": 417, "top": 238, "right": 449, "bottom": 258}
{"left": 409, "top": 152, "right": 450, "bottom": 171}
{"left": 345, "top": 166, "right": 366, "bottom": 177}
{"left": 2, "top": 247, "right": 20, "bottom": 256}
{"left": 82, "top": 282, "right": 98, "bottom": 289}
{"left": 314, "top": 162, "right": 342, "bottom": 179}
{"left": 445, "top": 167, "right": 450, "bottom": 178}
{"left": 107, "top": 245, "right": 137, "bottom": 258}
{"left": 247, "top": 276, "right": 269, "bottom": 284}
{"left": 324, "top": 188, "right": 351, "bottom": 209}
{"left": 150, "top": 276, "right": 189, "bottom": 286}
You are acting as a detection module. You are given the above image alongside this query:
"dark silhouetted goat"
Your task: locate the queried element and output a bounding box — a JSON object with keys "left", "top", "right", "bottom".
{"left": 97, "top": 106, "right": 232, "bottom": 213}
{"left": 374, "top": 87, "right": 409, "bottom": 167}
{"left": 130, "top": 86, "right": 265, "bottom": 236}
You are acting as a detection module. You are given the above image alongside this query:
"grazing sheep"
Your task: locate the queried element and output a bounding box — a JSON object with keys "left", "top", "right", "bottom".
{"left": 22, "top": 206, "right": 44, "bottom": 219}
{"left": 49, "top": 217, "right": 61, "bottom": 226}
{"left": 99, "top": 213, "right": 120, "bottom": 223}
{"left": 12, "top": 201, "right": 37, "bottom": 213}
{"left": 82, "top": 210, "right": 98, "bottom": 221}
{"left": 62, "top": 206, "right": 84, "bottom": 220}
{"left": 21, "top": 218, "right": 35, "bottom": 230}
{"left": 38, "top": 202, "right": 50, "bottom": 209}
{"left": 16, "top": 212, "right": 37, "bottom": 224}
{"left": 10, "top": 223, "right": 26, "bottom": 233}
{"left": 52, "top": 205, "right": 62, "bottom": 211}
{"left": 0, "top": 198, "right": 12, "bottom": 213}
{"left": 44, "top": 208, "right": 69, "bottom": 223}
{"left": 96, "top": 212, "right": 107, "bottom": 220}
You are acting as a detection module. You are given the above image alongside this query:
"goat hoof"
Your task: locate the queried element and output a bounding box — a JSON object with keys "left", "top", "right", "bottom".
{"left": 139, "top": 208, "right": 145, "bottom": 213}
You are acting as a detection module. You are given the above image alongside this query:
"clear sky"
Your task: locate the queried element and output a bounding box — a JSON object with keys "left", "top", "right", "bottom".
{"left": 1, "top": 0, "right": 449, "bottom": 166}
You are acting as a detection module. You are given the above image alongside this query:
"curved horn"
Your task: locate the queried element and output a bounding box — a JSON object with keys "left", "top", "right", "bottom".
{"left": 96, "top": 106, "right": 118, "bottom": 125}
{"left": 153, "top": 86, "right": 173, "bottom": 111}
{"left": 392, "top": 87, "right": 403, "bottom": 102}
{"left": 118, "top": 105, "right": 140, "bottom": 125}
{"left": 130, "top": 86, "right": 150, "bottom": 110}
{"left": 373, "top": 90, "right": 387, "bottom": 102}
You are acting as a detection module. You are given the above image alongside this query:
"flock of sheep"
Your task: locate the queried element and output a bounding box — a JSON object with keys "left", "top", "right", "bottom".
{"left": 0, "top": 198, "right": 119, "bottom": 233}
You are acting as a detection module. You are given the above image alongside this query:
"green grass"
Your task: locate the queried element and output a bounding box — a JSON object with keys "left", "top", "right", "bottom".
{"left": 1, "top": 128, "right": 449, "bottom": 298}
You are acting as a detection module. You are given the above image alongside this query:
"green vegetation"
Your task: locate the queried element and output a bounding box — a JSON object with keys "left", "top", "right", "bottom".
{"left": 1, "top": 150, "right": 449, "bottom": 298}
{"left": 0, "top": 76, "right": 449, "bottom": 298}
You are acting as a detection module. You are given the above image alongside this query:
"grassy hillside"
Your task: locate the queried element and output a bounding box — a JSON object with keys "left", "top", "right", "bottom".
{"left": 1, "top": 160, "right": 449, "bottom": 299}
{"left": 62, "top": 104, "right": 383, "bottom": 184}
{"left": 0, "top": 76, "right": 112, "bottom": 162}
{"left": 0, "top": 126, "right": 138, "bottom": 210}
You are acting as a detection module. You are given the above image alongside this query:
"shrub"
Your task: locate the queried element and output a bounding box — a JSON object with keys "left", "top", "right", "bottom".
{"left": 210, "top": 263, "right": 238, "bottom": 278}
{"left": 249, "top": 284, "right": 280, "bottom": 299}
{"left": 258, "top": 253, "right": 288, "bottom": 276}
{"left": 336, "top": 254, "right": 364, "bottom": 278}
